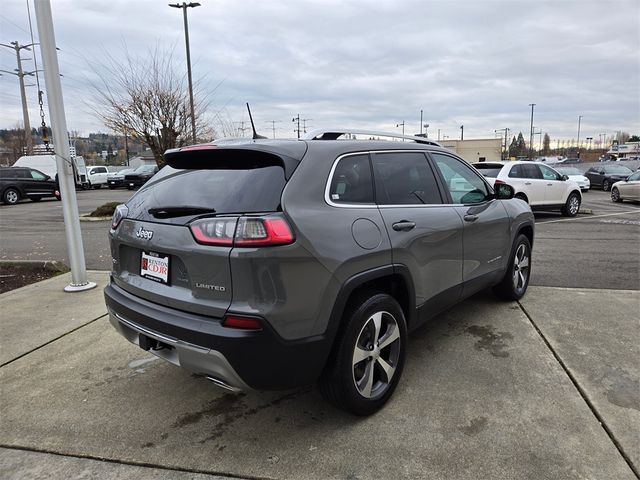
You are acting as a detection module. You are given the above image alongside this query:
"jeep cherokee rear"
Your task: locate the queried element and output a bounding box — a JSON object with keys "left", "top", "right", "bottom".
{"left": 105, "top": 129, "right": 534, "bottom": 415}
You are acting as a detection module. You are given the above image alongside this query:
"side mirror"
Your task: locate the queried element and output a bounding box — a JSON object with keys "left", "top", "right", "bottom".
{"left": 494, "top": 182, "right": 515, "bottom": 200}
{"left": 561, "top": 174, "right": 569, "bottom": 181}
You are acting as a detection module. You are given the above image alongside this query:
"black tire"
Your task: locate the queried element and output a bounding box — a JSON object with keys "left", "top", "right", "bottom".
{"left": 514, "top": 193, "right": 528, "bottom": 203}
{"left": 602, "top": 179, "right": 611, "bottom": 191}
{"left": 319, "top": 293, "right": 407, "bottom": 416}
{"left": 561, "top": 192, "right": 581, "bottom": 217}
{"left": 611, "top": 187, "right": 622, "bottom": 203}
{"left": 493, "top": 234, "right": 532, "bottom": 301}
{"left": 31, "top": 196, "right": 43, "bottom": 202}
{"left": 108, "top": 185, "right": 116, "bottom": 190}
{"left": 3, "top": 188, "right": 20, "bottom": 205}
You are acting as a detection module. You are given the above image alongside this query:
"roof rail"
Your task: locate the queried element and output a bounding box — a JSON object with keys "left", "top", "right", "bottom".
{"left": 303, "top": 128, "right": 442, "bottom": 147}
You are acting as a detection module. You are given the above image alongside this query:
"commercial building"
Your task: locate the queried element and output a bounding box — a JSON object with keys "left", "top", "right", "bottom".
{"left": 439, "top": 138, "right": 502, "bottom": 163}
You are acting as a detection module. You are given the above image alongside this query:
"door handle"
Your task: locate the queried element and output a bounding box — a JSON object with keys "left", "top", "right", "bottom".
{"left": 524, "top": 182, "right": 532, "bottom": 185}
{"left": 392, "top": 221, "right": 416, "bottom": 231}
{"left": 463, "top": 214, "right": 478, "bottom": 222}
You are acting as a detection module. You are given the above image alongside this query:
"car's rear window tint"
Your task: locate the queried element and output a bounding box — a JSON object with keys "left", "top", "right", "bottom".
{"left": 328, "top": 154, "right": 374, "bottom": 204}
{"left": 473, "top": 164, "right": 503, "bottom": 177}
{"left": 373, "top": 152, "right": 442, "bottom": 205}
{"left": 127, "top": 165, "right": 286, "bottom": 222}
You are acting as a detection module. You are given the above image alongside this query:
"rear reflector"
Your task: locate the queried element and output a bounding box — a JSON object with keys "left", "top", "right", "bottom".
{"left": 222, "top": 315, "right": 262, "bottom": 330}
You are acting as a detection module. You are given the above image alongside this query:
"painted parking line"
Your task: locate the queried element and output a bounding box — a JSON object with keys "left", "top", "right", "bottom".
{"left": 537, "top": 210, "right": 640, "bottom": 225}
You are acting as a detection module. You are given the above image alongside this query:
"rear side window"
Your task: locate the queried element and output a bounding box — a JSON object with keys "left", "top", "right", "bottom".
{"left": 509, "top": 164, "right": 542, "bottom": 179}
{"left": 0, "top": 169, "right": 18, "bottom": 179}
{"left": 328, "top": 154, "right": 374, "bottom": 204}
{"left": 127, "top": 165, "right": 286, "bottom": 222}
{"left": 372, "top": 152, "right": 442, "bottom": 205}
{"left": 30, "top": 169, "right": 47, "bottom": 180}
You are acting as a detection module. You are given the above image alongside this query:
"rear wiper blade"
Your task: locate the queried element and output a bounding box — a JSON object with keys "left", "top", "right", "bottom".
{"left": 148, "top": 206, "right": 217, "bottom": 218}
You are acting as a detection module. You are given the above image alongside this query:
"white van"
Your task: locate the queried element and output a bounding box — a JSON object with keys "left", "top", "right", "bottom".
{"left": 14, "top": 154, "right": 89, "bottom": 189}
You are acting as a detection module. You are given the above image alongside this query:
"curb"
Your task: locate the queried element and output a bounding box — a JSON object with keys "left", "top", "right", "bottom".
{"left": 80, "top": 214, "right": 111, "bottom": 222}
{"left": 578, "top": 208, "right": 594, "bottom": 215}
{"left": 0, "top": 260, "right": 70, "bottom": 273}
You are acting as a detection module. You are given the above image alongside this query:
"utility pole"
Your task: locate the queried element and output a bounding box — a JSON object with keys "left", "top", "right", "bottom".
{"left": 495, "top": 128, "right": 509, "bottom": 160}
{"left": 124, "top": 132, "right": 130, "bottom": 166}
{"left": 437, "top": 128, "right": 441, "bottom": 141}
{"left": 35, "top": 0, "right": 95, "bottom": 292}
{"left": 528, "top": 103, "right": 535, "bottom": 160}
{"left": 292, "top": 114, "right": 301, "bottom": 138}
{"left": 0, "top": 41, "right": 38, "bottom": 154}
{"left": 460, "top": 124, "right": 464, "bottom": 140}
{"left": 302, "top": 118, "right": 312, "bottom": 134}
{"left": 169, "top": 2, "right": 200, "bottom": 144}
{"left": 420, "top": 109, "right": 423, "bottom": 135}
{"left": 576, "top": 115, "right": 583, "bottom": 158}
{"left": 266, "top": 120, "right": 281, "bottom": 139}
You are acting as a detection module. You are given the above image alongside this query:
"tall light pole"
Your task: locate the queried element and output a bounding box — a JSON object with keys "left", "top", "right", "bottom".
{"left": 495, "top": 128, "right": 509, "bottom": 160}
{"left": 576, "top": 115, "right": 583, "bottom": 158}
{"left": 169, "top": 2, "right": 200, "bottom": 144}
{"left": 35, "top": 0, "right": 95, "bottom": 292}
{"left": 460, "top": 125, "right": 464, "bottom": 140}
{"left": 528, "top": 103, "right": 535, "bottom": 160}
{"left": 419, "top": 109, "right": 423, "bottom": 135}
{"left": 396, "top": 121, "right": 405, "bottom": 136}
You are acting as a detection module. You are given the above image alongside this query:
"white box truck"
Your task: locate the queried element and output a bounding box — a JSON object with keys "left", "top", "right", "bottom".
{"left": 14, "top": 154, "right": 89, "bottom": 189}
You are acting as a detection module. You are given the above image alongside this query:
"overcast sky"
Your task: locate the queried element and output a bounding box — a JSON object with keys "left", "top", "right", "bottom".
{"left": 1, "top": 0, "right": 638, "bottom": 145}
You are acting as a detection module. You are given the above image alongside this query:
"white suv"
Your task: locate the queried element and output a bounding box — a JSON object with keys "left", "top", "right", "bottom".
{"left": 473, "top": 161, "right": 582, "bottom": 217}
{"left": 86, "top": 166, "right": 110, "bottom": 189}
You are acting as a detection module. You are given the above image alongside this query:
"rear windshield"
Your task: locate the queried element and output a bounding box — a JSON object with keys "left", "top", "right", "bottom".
{"left": 604, "top": 165, "right": 632, "bottom": 174}
{"left": 556, "top": 167, "right": 581, "bottom": 175}
{"left": 473, "top": 163, "right": 503, "bottom": 177}
{"left": 127, "top": 165, "right": 286, "bottom": 223}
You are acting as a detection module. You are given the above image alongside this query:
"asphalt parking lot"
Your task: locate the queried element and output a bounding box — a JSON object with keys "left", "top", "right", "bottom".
{"left": 1, "top": 186, "right": 638, "bottom": 289}
{"left": 1, "top": 179, "right": 639, "bottom": 479}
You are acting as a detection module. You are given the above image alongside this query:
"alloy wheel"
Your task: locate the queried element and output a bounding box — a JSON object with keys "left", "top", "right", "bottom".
{"left": 611, "top": 188, "right": 620, "bottom": 202}
{"left": 603, "top": 180, "right": 610, "bottom": 191}
{"left": 352, "top": 311, "right": 401, "bottom": 399}
{"left": 568, "top": 195, "right": 580, "bottom": 215}
{"left": 6, "top": 190, "right": 18, "bottom": 204}
{"left": 512, "top": 243, "right": 530, "bottom": 294}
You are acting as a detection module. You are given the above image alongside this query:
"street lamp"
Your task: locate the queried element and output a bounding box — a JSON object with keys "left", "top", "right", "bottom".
{"left": 169, "top": 2, "right": 200, "bottom": 144}
{"left": 396, "top": 121, "right": 405, "bottom": 136}
{"left": 576, "top": 115, "right": 583, "bottom": 158}
{"left": 528, "top": 103, "right": 535, "bottom": 160}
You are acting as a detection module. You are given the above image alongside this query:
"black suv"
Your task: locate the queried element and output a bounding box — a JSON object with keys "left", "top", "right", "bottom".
{"left": 124, "top": 164, "right": 159, "bottom": 189}
{"left": 1, "top": 166, "right": 60, "bottom": 205}
{"left": 105, "top": 129, "right": 534, "bottom": 415}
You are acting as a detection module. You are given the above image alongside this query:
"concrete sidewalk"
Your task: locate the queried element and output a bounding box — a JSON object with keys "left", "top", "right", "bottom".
{"left": 1, "top": 273, "right": 638, "bottom": 480}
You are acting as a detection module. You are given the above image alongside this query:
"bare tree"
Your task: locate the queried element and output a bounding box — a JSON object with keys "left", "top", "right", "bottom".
{"left": 90, "top": 46, "right": 213, "bottom": 167}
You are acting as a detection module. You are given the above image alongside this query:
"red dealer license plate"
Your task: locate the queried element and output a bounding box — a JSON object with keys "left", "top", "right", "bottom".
{"left": 140, "top": 251, "right": 170, "bottom": 284}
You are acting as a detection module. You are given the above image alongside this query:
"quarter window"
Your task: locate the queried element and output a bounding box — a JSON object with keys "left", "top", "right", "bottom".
{"left": 328, "top": 154, "right": 374, "bottom": 204}
{"left": 431, "top": 153, "right": 490, "bottom": 204}
{"left": 371, "top": 152, "right": 442, "bottom": 205}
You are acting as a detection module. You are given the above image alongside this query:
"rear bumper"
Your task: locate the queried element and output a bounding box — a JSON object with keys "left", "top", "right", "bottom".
{"left": 104, "top": 281, "right": 331, "bottom": 390}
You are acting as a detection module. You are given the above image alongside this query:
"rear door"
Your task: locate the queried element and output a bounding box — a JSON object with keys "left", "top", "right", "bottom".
{"left": 372, "top": 151, "right": 464, "bottom": 307}
{"left": 430, "top": 152, "right": 511, "bottom": 294}
{"left": 618, "top": 171, "right": 640, "bottom": 200}
{"left": 510, "top": 163, "right": 546, "bottom": 205}
{"left": 110, "top": 159, "right": 289, "bottom": 318}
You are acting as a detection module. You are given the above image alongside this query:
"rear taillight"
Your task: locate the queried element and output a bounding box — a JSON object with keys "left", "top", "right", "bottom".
{"left": 189, "top": 215, "right": 294, "bottom": 247}
{"left": 111, "top": 204, "right": 128, "bottom": 230}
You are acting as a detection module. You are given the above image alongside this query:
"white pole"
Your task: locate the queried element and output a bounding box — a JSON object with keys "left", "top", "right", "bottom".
{"left": 34, "top": 0, "right": 95, "bottom": 292}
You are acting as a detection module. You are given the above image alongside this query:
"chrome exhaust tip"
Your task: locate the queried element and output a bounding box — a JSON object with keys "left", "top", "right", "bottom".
{"left": 205, "top": 375, "right": 243, "bottom": 393}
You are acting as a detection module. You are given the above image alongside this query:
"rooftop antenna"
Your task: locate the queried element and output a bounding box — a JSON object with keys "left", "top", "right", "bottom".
{"left": 246, "top": 103, "right": 267, "bottom": 139}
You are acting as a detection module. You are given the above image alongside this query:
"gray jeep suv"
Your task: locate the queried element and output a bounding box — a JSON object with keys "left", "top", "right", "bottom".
{"left": 105, "top": 129, "right": 534, "bottom": 415}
